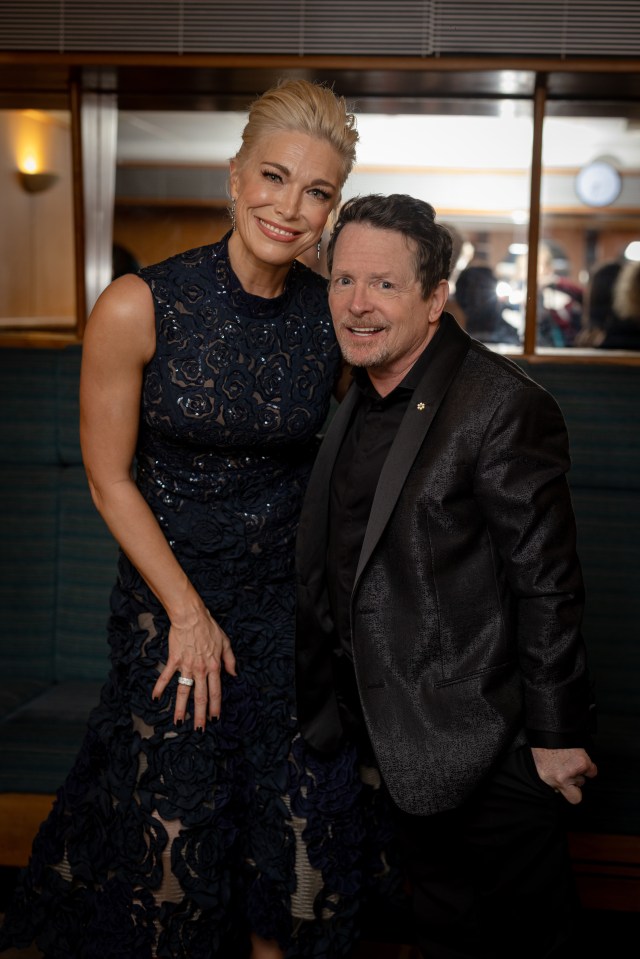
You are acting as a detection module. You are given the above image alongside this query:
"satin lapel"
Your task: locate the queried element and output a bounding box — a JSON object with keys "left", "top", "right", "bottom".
{"left": 296, "top": 385, "right": 359, "bottom": 581}
{"left": 354, "top": 317, "right": 471, "bottom": 585}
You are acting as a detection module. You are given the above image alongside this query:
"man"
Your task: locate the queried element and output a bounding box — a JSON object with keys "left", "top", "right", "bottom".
{"left": 295, "top": 194, "right": 597, "bottom": 959}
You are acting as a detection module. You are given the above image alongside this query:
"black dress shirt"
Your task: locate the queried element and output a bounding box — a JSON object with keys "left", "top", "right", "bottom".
{"left": 325, "top": 335, "right": 439, "bottom": 741}
{"left": 326, "top": 339, "right": 438, "bottom": 654}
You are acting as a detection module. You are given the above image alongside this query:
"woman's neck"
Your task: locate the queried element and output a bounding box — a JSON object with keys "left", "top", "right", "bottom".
{"left": 227, "top": 232, "right": 291, "bottom": 298}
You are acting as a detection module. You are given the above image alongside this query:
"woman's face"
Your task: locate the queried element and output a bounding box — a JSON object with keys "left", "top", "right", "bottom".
{"left": 230, "top": 130, "right": 343, "bottom": 269}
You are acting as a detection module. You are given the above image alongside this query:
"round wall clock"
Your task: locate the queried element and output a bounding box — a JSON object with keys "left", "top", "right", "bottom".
{"left": 575, "top": 160, "right": 622, "bottom": 207}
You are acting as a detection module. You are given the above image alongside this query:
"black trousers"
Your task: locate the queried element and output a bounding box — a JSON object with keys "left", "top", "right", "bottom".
{"left": 334, "top": 654, "right": 591, "bottom": 959}
{"left": 333, "top": 653, "right": 584, "bottom": 958}
{"left": 388, "top": 743, "right": 584, "bottom": 959}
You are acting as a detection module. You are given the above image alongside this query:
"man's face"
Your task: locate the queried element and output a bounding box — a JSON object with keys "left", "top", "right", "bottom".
{"left": 329, "top": 223, "right": 446, "bottom": 390}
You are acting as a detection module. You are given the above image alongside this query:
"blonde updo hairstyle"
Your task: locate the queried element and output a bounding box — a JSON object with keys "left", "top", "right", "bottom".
{"left": 233, "top": 78, "right": 358, "bottom": 200}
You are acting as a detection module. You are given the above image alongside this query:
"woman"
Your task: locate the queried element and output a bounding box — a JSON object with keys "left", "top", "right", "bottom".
{"left": 0, "top": 79, "right": 397, "bottom": 959}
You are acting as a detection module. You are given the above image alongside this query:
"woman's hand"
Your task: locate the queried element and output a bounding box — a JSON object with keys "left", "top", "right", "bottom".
{"left": 153, "top": 605, "right": 237, "bottom": 728}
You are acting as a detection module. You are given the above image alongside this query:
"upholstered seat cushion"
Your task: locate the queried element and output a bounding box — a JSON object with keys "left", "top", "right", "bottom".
{"left": 0, "top": 680, "right": 104, "bottom": 793}
{"left": 0, "top": 680, "right": 49, "bottom": 722}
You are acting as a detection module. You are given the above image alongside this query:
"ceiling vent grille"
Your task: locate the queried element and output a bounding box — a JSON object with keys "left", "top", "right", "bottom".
{"left": 433, "top": 1, "right": 640, "bottom": 57}
{"left": 0, "top": 1, "right": 638, "bottom": 58}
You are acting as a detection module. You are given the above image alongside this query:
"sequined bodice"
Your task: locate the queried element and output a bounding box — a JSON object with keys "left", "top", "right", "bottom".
{"left": 137, "top": 234, "right": 341, "bottom": 574}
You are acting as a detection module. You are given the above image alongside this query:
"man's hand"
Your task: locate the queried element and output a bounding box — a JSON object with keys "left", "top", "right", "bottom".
{"left": 531, "top": 747, "right": 598, "bottom": 805}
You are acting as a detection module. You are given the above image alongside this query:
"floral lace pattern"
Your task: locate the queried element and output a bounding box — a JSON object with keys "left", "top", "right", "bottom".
{"left": 0, "top": 235, "right": 400, "bottom": 958}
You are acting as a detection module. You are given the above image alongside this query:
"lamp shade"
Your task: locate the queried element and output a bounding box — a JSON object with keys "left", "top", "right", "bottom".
{"left": 18, "top": 171, "right": 59, "bottom": 193}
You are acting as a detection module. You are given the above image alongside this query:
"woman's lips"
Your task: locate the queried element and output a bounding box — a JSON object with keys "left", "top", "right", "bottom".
{"left": 256, "top": 217, "right": 302, "bottom": 242}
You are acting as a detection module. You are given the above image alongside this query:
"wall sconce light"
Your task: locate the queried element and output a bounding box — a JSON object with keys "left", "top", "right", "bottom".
{"left": 18, "top": 170, "right": 59, "bottom": 193}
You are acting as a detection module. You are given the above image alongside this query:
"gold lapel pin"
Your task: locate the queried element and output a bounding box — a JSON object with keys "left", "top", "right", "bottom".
{"left": 416, "top": 402, "right": 426, "bottom": 411}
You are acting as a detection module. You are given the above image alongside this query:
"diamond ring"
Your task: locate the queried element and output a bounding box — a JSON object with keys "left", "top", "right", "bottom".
{"left": 177, "top": 676, "right": 195, "bottom": 687}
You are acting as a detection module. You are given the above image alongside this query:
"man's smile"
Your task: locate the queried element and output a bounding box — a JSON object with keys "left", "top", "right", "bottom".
{"left": 348, "top": 326, "right": 384, "bottom": 336}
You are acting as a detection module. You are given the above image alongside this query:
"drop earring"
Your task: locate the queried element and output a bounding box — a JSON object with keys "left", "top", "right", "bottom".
{"left": 230, "top": 197, "right": 237, "bottom": 232}
{"left": 317, "top": 241, "right": 321, "bottom": 261}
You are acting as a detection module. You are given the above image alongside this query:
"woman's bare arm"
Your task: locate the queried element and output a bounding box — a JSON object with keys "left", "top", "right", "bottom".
{"left": 80, "top": 275, "right": 236, "bottom": 728}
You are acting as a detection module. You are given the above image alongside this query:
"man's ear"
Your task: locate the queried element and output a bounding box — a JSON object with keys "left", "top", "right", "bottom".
{"left": 429, "top": 279, "right": 450, "bottom": 322}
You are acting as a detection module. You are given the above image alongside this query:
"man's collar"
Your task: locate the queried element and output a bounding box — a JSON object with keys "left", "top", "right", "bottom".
{"left": 353, "top": 319, "right": 444, "bottom": 400}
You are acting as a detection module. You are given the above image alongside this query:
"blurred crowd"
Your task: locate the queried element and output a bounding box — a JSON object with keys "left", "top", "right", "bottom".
{"left": 443, "top": 226, "right": 640, "bottom": 351}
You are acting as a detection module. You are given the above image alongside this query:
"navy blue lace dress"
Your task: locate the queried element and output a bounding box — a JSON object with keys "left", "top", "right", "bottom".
{"left": 0, "top": 235, "right": 399, "bottom": 958}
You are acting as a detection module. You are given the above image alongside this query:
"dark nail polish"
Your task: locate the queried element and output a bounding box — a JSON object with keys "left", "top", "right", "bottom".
{"left": 176, "top": 719, "right": 183, "bottom": 727}
{"left": 152, "top": 696, "right": 159, "bottom": 702}
{"left": 197, "top": 726, "right": 204, "bottom": 734}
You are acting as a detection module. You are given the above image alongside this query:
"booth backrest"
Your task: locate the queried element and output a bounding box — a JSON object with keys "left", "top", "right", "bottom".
{"left": 0, "top": 346, "right": 118, "bottom": 693}
{"left": 517, "top": 361, "right": 640, "bottom": 718}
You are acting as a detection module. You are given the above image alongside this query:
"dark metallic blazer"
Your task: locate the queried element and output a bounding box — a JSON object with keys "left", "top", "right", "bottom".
{"left": 295, "top": 313, "right": 592, "bottom": 816}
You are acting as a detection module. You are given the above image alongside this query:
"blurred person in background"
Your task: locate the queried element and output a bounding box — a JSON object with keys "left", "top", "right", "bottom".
{"left": 536, "top": 240, "right": 583, "bottom": 347}
{"left": 454, "top": 264, "right": 521, "bottom": 346}
{"left": 574, "top": 259, "right": 623, "bottom": 347}
{"left": 599, "top": 258, "right": 640, "bottom": 351}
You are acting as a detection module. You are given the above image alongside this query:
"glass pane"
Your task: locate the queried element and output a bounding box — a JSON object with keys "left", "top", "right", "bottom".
{"left": 539, "top": 108, "right": 640, "bottom": 351}
{"left": 0, "top": 108, "right": 75, "bottom": 330}
{"left": 114, "top": 101, "right": 533, "bottom": 353}
{"left": 349, "top": 104, "right": 533, "bottom": 353}
{"left": 114, "top": 110, "right": 243, "bottom": 273}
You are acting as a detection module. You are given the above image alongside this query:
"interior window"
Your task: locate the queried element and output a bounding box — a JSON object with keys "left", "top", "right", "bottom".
{"left": 536, "top": 108, "right": 640, "bottom": 351}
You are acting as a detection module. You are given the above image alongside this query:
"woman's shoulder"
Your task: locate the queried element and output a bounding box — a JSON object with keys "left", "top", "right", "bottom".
{"left": 84, "top": 273, "right": 156, "bottom": 365}
{"left": 291, "top": 257, "right": 328, "bottom": 285}
{"left": 288, "top": 259, "right": 330, "bottom": 304}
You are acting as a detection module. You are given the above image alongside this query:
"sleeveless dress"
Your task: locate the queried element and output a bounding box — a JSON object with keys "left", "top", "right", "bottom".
{"left": 0, "top": 235, "right": 400, "bottom": 958}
